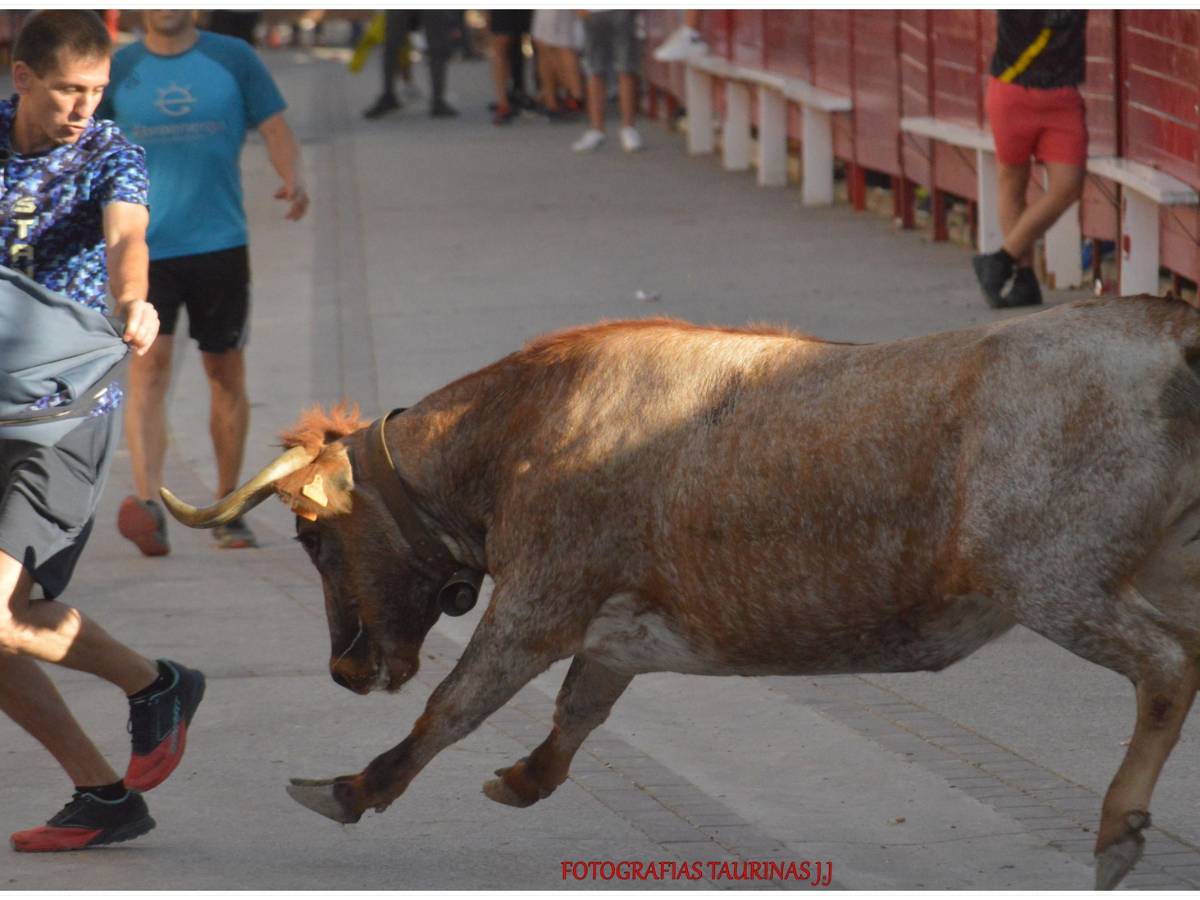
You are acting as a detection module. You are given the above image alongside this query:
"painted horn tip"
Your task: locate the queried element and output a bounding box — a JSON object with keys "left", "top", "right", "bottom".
{"left": 159, "top": 486, "right": 214, "bottom": 528}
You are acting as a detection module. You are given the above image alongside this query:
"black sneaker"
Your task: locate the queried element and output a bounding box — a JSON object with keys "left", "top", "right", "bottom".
{"left": 11, "top": 790, "right": 155, "bottom": 852}
{"left": 212, "top": 516, "right": 258, "bottom": 549}
{"left": 363, "top": 94, "right": 402, "bottom": 120}
{"left": 511, "top": 90, "right": 538, "bottom": 113}
{"left": 125, "top": 660, "right": 206, "bottom": 792}
{"left": 972, "top": 250, "right": 1015, "bottom": 309}
{"left": 429, "top": 100, "right": 459, "bottom": 118}
{"left": 998, "top": 267, "right": 1044, "bottom": 308}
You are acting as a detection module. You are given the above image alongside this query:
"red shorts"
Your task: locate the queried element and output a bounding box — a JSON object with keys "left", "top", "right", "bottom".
{"left": 985, "top": 77, "right": 1088, "bottom": 167}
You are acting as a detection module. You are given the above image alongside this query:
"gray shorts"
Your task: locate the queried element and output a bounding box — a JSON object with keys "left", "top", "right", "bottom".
{"left": 584, "top": 11, "right": 641, "bottom": 78}
{"left": 0, "top": 412, "right": 117, "bottom": 599}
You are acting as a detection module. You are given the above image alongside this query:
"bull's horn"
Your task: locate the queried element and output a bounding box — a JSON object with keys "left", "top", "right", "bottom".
{"left": 160, "top": 444, "right": 316, "bottom": 528}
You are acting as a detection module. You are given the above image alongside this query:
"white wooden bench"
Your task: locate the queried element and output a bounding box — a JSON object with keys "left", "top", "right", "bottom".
{"left": 899, "top": 116, "right": 1200, "bottom": 294}
{"left": 685, "top": 55, "right": 852, "bottom": 206}
{"left": 1086, "top": 157, "right": 1199, "bottom": 295}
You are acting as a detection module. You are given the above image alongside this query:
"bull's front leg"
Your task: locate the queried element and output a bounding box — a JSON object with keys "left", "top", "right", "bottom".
{"left": 483, "top": 655, "right": 631, "bottom": 808}
{"left": 286, "top": 611, "right": 560, "bottom": 824}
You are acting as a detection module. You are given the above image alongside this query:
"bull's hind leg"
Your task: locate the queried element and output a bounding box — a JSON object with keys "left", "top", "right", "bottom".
{"left": 1094, "top": 664, "right": 1200, "bottom": 890}
{"left": 483, "top": 655, "right": 631, "bottom": 808}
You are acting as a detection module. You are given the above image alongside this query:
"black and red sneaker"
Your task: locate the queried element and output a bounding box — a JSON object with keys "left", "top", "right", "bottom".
{"left": 11, "top": 790, "right": 155, "bottom": 852}
{"left": 125, "top": 660, "right": 206, "bottom": 792}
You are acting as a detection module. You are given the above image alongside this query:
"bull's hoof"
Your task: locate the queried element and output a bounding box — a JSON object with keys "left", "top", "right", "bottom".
{"left": 482, "top": 759, "right": 560, "bottom": 808}
{"left": 286, "top": 777, "right": 363, "bottom": 824}
{"left": 1094, "top": 810, "right": 1150, "bottom": 890}
{"left": 482, "top": 774, "right": 538, "bottom": 808}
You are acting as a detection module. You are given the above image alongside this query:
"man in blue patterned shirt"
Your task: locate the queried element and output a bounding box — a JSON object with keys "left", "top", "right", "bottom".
{"left": 0, "top": 11, "right": 205, "bottom": 853}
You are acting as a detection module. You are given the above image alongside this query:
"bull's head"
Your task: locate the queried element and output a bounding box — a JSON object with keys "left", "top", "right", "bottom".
{"left": 160, "top": 405, "right": 460, "bottom": 696}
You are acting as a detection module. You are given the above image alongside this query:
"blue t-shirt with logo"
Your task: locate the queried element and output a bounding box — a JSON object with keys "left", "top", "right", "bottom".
{"left": 0, "top": 96, "right": 149, "bottom": 312}
{"left": 98, "top": 31, "right": 287, "bottom": 261}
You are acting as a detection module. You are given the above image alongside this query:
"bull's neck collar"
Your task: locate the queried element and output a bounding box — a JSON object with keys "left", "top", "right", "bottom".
{"left": 361, "top": 408, "right": 468, "bottom": 577}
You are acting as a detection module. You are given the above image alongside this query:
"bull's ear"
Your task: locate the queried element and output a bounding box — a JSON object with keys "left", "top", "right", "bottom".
{"left": 276, "top": 443, "right": 356, "bottom": 519}
{"left": 326, "top": 444, "right": 355, "bottom": 494}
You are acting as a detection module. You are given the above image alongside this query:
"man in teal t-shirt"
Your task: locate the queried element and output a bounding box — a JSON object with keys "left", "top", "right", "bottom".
{"left": 99, "top": 10, "right": 309, "bottom": 556}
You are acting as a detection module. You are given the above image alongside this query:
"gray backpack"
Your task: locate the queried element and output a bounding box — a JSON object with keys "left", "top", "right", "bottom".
{"left": 0, "top": 265, "right": 129, "bottom": 445}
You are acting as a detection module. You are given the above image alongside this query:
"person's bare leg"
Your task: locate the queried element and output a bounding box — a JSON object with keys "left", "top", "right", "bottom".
{"left": 490, "top": 33, "right": 513, "bottom": 113}
{"left": 125, "top": 335, "right": 174, "bottom": 502}
{"left": 587, "top": 72, "right": 605, "bottom": 131}
{"left": 0, "top": 555, "right": 156, "bottom": 785}
{"left": 0, "top": 554, "right": 156, "bottom": 689}
{"left": 535, "top": 40, "right": 558, "bottom": 109}
{"left": 996, "top": 161, "right": 1033, "bottom": 266}
{"left": 557, "top": 47, "right": 584, "bottom": 101}
{"left": 0, "top": 652, "right": 121, "bottom": 787}
{"left": 1002, "top": 161, "right": 1085, "bottom": 264}
{"left": 201, "top": 349, "right": 249, "bottom": 499}
{"left": 618, "top": 71, "right": 638, "bottom": 128}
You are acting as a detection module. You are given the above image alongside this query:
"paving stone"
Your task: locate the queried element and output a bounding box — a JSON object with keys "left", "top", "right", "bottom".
{"left": 944, "top": 774, "right": 1006, "bottom": 785}
{"left": 906, "top": 722, "right": 969, "bottom": 733}
{"left": 904, "top": 746, "right": 959, "bottom": 762}
{"left": 663, "top": 841, "right": 739, "bottom": 864}
{"left": 627, "top": 810, "right": 710, "bottom": 844}
{"left": 1008, "top": 807, "right": 1074, "bottom": 821}
{"left": 641, "top": 782, "right": 707, "bottom": 797}
{"left": 682, "top": 811, "right": 756, "bottom": 827}
{"left": 589, "top": 788, "right": 669, "bottom": 813}
{"left": 570, "top": 770, "right": 636, "bottom": 791}
{"left": 866, "top": 702, "right": 924, "bottom": 713}
{"left": 619, "top": 769, "right": 694, "bottom": 788}
{"left": 661, "top": 797, "right": 730, "bottom": 816}
{"left": 584, "top": 741, "right": 651, "bottom": 759}
{"left": 1154, "top": 862, "right": 1200, "bottom": 880}
{"left": 699, "top": 825, "right": 788, "bottom": 856}
{"left": 1121, "top": 873, "right": 1192, "bottom": 889}
{"left": 1137, "top": 838, "right": 1198, "bottom": 855}
{"left": 1030, "top": 824, "right": 1094, "bottom": 841}
{"left": 807, "top": 702, "right": 867, "bottom": 716}
{"left": 986, "top": 796, "right": 1056, "bottom": 810}
{"left": 959, "top": 785, "right": 1020, "bottom": 800}
{"left": 1029, "top": 786, "right": 1095, "bottom": 800}
{"left": 1043, "top": 797, "right": 1100, "bottom": 813}
{"left": 1150, "top": 851, "right": 1200, "bottom": 866}
{"left": 953, "top": 751, "right": 1020, "bottom": 764}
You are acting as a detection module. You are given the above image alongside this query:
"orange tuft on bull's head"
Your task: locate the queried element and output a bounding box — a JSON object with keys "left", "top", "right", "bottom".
{"left": 275, "top": 403, "right": 369, "bottom": 522}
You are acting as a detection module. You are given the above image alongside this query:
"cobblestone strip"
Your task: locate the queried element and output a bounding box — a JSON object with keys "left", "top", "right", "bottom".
{"left": 763, "top": 674, "right": 1200, "bottom": 891}
{"left": 312, "top": 60, "right": 379, "bottom": 412}
{"left": 419, "top": 632, "right": 839, "bottom": 890}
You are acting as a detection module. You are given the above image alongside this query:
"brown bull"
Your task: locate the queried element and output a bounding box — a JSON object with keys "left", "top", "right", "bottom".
{"left": 163, "top": 296, "right": 1200, "bottom": 889}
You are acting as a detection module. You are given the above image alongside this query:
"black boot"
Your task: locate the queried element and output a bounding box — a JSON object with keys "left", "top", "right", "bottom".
{"left": 972, "top": 248, "right": 1015, "bottom": 308}
{"left": 363, "top": 93, "right": 402, "bottom": 120}
{"left": 998, "top": 267, "right": 1043, "bottom": 308}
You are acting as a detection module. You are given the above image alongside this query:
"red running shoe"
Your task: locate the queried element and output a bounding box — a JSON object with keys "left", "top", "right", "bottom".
{"left": 11, "top": 790, "right": 155, "bottom": 852}
{"left": 117, "top": 495, "right": 170, "bottom": 557}
{"left": 125, "top": 660, "right": 206, "bottom": 792}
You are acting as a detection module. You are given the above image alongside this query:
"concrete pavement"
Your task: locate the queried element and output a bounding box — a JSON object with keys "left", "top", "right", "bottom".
{"left": 3, "top": 46, "right": 1199, "bottom": 890}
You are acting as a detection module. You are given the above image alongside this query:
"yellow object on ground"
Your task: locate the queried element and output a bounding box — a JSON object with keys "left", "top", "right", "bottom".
{"left": 349, "top": 12, "right": 386, "bottom": 73}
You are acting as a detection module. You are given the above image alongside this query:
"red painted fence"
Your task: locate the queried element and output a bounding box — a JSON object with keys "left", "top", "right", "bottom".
{"left": 644, "top": 9, "right": 1200, "bottom": 285}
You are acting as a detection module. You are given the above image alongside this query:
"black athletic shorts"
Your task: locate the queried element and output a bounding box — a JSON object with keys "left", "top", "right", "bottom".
{"left": 148, "top": 245, "right": 251, "bottom": 353}
{"left": 490, "top": 10, "right": 532, "bottom": 36}
{"left": 0, "top": 413, "right": 117, "bottom": 599}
